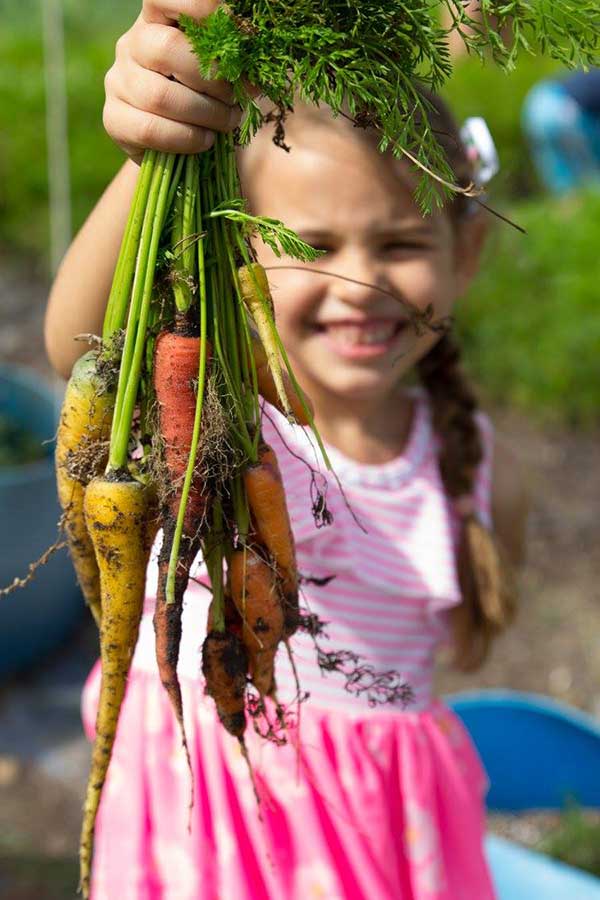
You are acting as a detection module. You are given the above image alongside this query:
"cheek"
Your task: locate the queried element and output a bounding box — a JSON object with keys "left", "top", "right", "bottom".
{"left": 268, "top": 274, "right": 319, "bottom": 340}
{"left": 392, "top": 256, "right": 458, "bottom": 316}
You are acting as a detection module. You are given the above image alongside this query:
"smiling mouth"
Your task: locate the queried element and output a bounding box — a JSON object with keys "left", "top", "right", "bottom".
{"left": 313, "top": 320, "right": 408, "bottom": 348}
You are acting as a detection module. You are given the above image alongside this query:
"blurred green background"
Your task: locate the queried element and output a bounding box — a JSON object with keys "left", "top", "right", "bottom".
{"left": 0, "top": 0, "right": 597, "bottom": 421}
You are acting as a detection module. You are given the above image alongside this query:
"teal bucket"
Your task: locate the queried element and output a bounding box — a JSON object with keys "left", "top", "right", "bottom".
{"left": 0, "top": 365, "right": 83, "bottom": 677}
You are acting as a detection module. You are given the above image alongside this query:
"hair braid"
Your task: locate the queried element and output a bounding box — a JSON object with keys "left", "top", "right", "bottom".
{"left": 418, "top": 333, "right": 516, "bottom": 671}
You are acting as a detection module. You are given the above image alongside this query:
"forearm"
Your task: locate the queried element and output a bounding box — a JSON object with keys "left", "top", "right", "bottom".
{"left": 44, "top": 159, "right": 139, "bottom": 379}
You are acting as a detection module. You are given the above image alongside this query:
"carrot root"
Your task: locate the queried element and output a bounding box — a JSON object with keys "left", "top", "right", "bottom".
{"left": 79, "top": 476, "right": 154, "bottom": 898}
{"left": 202, "top": 629, "right": 248, "bottom": 738}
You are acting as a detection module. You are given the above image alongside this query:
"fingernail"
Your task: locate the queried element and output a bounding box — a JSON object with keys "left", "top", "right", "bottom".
{"left": 203, "top": 130, "right": 215, "bottom": 149}
{"left": 229, "top": 107, "right": 242, "bottom": 129}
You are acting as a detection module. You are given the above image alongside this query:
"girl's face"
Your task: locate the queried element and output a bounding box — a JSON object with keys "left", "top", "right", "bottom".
{"left": 246, "top": 126, "right": 481, "bottom": 411}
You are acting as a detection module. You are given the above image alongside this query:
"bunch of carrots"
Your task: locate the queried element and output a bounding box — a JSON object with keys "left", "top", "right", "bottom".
{"left": 32, "top": 1, "right": 600, "bottom": 893}
{"left": 55, "top": 130, "right": 326, "bottom": 892}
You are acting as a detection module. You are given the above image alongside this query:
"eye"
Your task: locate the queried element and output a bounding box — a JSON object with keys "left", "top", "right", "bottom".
{"left": 295, "top": 233, "right": 337, "bottom": 256}
{"left": 306, "top": 241, "right": 335, "bottom": 255}
{"left": 381, "top": 240, "right": 431, "bottom": 256}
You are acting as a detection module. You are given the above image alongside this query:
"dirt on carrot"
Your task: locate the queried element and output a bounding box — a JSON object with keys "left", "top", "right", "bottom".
{"left": 55, "top": 351, "right": 114, "bottom": 628}
{"left": 78, "top": 475, "right": 156, "bottom": 899}
{"left": 229, "top": 547, "right": 284, "bottom": 697}
{"left": 202, "top": 629, "right": 249, "bottom": 738}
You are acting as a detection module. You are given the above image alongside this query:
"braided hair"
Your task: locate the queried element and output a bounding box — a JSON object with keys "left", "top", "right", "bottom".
{"left": 412, "top": 92, "right": 517, "bottom": 670}
{"left": 418, "top": 333, "right": 516, "bottom": 670}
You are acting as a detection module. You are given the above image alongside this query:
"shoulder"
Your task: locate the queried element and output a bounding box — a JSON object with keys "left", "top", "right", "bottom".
{"left": 489, "top": 432, "right": 530, "bottom": 568}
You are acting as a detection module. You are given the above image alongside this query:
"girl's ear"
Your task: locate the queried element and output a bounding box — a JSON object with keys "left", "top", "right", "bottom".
{"left": 454, "top": 210, "right": 489, "bottom": 295}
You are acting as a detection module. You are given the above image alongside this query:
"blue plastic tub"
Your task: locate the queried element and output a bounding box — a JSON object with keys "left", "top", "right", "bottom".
{"left": 0, "top": 364, "right": 83, "bottom": 677}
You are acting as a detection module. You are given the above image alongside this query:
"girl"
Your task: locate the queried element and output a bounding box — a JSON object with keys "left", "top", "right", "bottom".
{"left": 45, "top": 3, "right": 528, "bottom": 897}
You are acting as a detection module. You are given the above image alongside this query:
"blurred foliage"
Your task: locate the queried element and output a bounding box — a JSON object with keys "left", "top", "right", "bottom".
{"left": 0, "top": 0, "right": 138, "bottom": 258}
{"left": 444, "top": 53, "right": 562, "bottom": 199}
{"left": 539, "top": 803, "right": 600, "bottom": 877}
{"left": 0, "top": 3, "right": 597, "bottom": 421}
{"left": 457, "top": 189, "right": 600, "bottom": 425}
{"left": 0, "top": 413, "right": 46, "bottom": 465}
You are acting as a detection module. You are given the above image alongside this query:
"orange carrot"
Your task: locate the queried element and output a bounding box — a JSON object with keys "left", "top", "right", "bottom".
{"left": 243, "top": 444, "right": 299, "bottom": 637}
{"left": 153, "top": 330, "right": 211, "bottom": 531}
{"left": 202, "top": 629, "right": 248, "bottom": 737}
{"left": 152, "top": 330, "right": 211, "bottom": 746}
{"left": 229, "top": 548, "right": 284, "bottom": 696}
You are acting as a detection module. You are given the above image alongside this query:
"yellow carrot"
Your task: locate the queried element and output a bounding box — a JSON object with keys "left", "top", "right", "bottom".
{"left": 55, "top": 351, "right": 114, "bottom": 627}
{"left": 238, "top": 263, "right": 293, "bottom": 420}
{"left": 250, "top": 334, "right": 313, "bottom": 425}
{"left": 79, "top": 476, "right": 155, "bottom": 899}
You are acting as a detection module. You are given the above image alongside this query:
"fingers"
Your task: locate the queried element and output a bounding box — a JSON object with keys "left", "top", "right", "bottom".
{"left": 142, "top": 0, "right": 219, "bottom": 26}
{"left": 107, "top": 61, "right": 240, "bottom": 133}
{"left": 103, "top": 95, "right": 216, "bottom": 158}
{"left": 128, "top": 19, "right": 234, "bottom": 104}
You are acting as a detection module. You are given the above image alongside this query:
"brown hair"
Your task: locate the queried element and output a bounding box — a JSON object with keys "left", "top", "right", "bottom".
{"left": 417, "top": 333, "right": 516, "bottom": 671}
{"left": 242, "top": 92, "right": 517, "bottom": 670}
{"left": 399, "top": 90, "right": 516, "bottom": 670}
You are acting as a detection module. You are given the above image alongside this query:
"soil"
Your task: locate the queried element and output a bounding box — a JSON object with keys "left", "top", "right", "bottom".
{"left": 0, "top": 258, "right": 599, "bottom": 897}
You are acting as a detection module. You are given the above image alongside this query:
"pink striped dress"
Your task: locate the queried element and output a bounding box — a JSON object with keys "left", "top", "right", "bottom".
{"left": 82, "top": 390, "right": 497, "bottom": 900}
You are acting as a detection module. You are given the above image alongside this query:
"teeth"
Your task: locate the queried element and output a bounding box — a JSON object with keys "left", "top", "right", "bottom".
{"left": 323, "top": 323, "right": 398, "bottom": 346}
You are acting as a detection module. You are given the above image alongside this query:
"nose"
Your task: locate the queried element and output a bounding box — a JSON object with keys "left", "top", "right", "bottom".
{"left": 325, "top": 247, "right": 386, "bottom": 310}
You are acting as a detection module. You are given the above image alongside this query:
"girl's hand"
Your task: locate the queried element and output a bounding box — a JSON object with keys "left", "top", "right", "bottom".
{"left": 103, "top": 1, "right": 240, "bottom": 161}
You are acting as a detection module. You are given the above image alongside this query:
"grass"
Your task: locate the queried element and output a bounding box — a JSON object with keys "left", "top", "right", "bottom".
{"left": 1, "top": 6, "right": 597, "bottom": 421}
{"left": 539, "top": 805, "right": 600, "bottom": 877}
{"left": 456, "top": 189, "right": 600, "bottom": 424}
{"left": 0, "top": 851, "right": 77, "bottom": 900}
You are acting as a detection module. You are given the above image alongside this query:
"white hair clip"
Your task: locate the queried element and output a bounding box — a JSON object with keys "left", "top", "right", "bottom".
{"left": 460, "top": 116, "right": 500, "bottom": 187}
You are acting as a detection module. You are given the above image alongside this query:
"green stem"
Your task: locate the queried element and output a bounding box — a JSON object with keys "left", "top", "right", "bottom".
{"left": 103, "top": 150, "right": 158, "bottom": 340}
{"left": 224, "top": 230, "right": 261, "bottom": 450}
{"left": 231, "top": 475, "right": 250, "bottom": 546}
{"left": 108, "top": 153, "right": 176, "bottom": 471}
{"left": 172, "top": 154, "right": 198, "bottom": 314}
{"left": 166, "top": 162, "right": 208, "bottom": 603}
{"left": 109, "top": 156, "right": 164, "bottom": 465}
{"left": 206, "top": 160, "right": 253, "bottom": 455}
{"left": 236, "top": 233, "right": 332, "bottom": 469}
{"left": 164, "top": 153, "right": 185, "bottom": 225}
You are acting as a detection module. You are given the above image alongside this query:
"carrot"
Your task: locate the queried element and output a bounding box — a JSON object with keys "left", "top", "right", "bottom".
{"left": 55, "top": 351, "right": 114, "bottom": 628}
{"left": 238, "top": 263, "right": 294, "bottom": 421}
{"left": 250, "top": 334, "right": 313, "bottom": 425}
{"left": 153, "top": 534, "right": 199, "bottom": 728}
{"left": 79, "top": 475, "right": 155, "bottom": 899}
{"left": 152, "top": 330, "right": 210, "bottom": 746}
{"left": 229, "top": 548, "right": 284, "bottom": 697}
{"left": 202, "top": 629, "right": 248, "bottom": 738}
{"left": 153, "top": 330, "right": 211, "bottom": 533}
{"left": 243, "top": 445, "right": 299, "bottom": 638}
